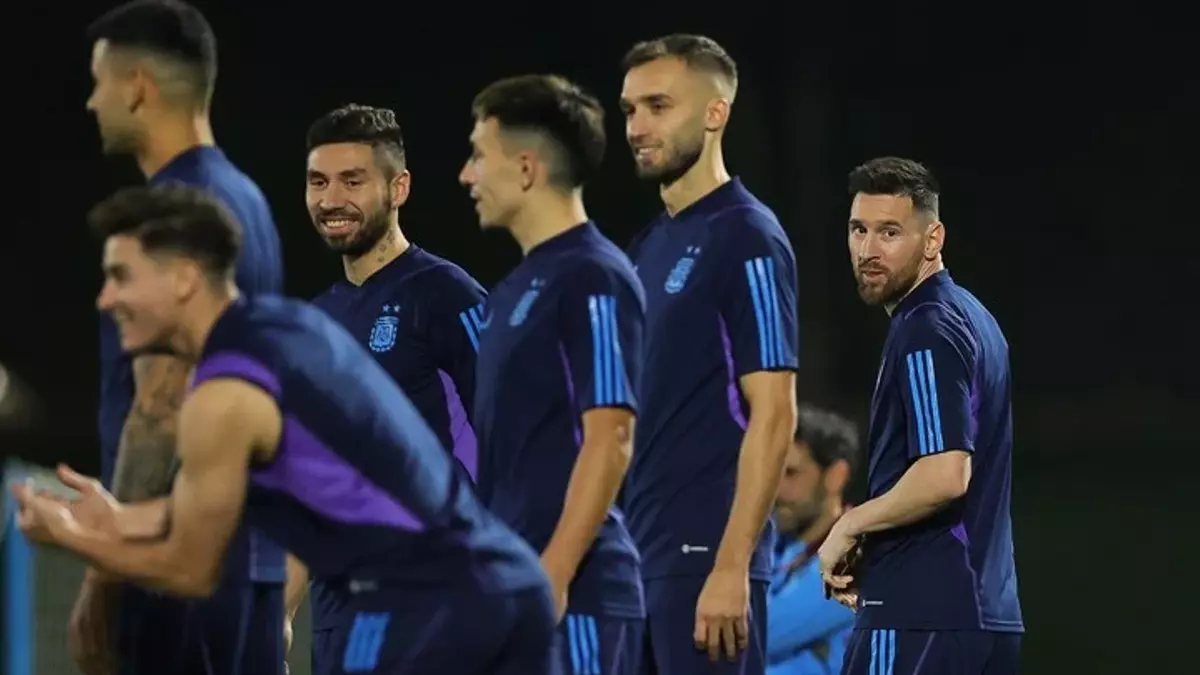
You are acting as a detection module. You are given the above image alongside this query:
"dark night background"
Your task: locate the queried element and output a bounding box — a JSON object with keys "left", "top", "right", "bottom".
{"left": 3, "top": 2, "right": 1195, "bottom": 673}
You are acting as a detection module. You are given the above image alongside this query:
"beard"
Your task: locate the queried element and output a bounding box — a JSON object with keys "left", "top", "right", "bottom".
{"left": 315, "top": 204, "right": 391, "bottom": 258}
{"left": 856, "top": 252, "right": 924, "bottom": 307}
{"left": 633, "top": 125, "right": 705, "bottom": 187}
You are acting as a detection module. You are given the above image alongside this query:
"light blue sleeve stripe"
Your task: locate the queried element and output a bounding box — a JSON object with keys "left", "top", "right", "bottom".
{"left": 587, "top": 294, "right": 627, "bottom": 407}
{"left": 605, "top": 295, "right": 626, "bottom": 405}
{"left": 458, "top": 306, "right": 480, "bottom": 351}
{"left": 923, "top": 349, "right": 945, "bottom": 451}
{"left": 4, "top": 464, "right": 33, "bottom": 675}
{"left": 585, "top": 615, "right": 602, "bottom": 674}
{"left": 763, "top": 256, "right": 787, "bottom": 364}
{"left": 566, "top": 614, "right": 583, "bottom": 673}
{"left": 745, "top": 257, "right": 785, "bottom": 368}
{"left": 905, "top": 351, "right": 930, "bottom": 455}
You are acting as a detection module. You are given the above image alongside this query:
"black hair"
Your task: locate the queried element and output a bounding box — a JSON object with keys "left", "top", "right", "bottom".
{"left": 88, "top": 183, "right": 240, "bottom": 279}
{"left": 622, "top": 34, "right": 738, "bottom": 95}
{"left": 306, "top": 104, "right": 407, "bottom": 179}
{"left": 472, "top": 74, "right": 606, "bottom": 189}
{"left": 847, "top": 157, "right": 941, "bottom": 216}
{"left": 796, "top": 404, "right": 860, "bottom": 474}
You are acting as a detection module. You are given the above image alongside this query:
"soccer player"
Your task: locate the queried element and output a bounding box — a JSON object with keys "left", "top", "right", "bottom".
{"left": 81, "top": 1, "right": 287, "bottom": 674}
{"left": 292, "top": 103, "right": 487, "bottom": 671}
{"left": 14, "top": 183, "right": 558, "bottom": 675}
{"left": 818, "top": 157, "right": 1023, "bottom": 675}
{"left": 618, "top": 35, "right": 799, "bottom": 674}
{"left": 767, "top": 405, "right": 859, "bottom": 675}
{"left": 459, "top": 74, "right": 646, "bottom": 674}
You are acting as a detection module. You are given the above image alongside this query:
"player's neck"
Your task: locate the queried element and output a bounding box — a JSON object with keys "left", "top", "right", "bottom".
{"left": 883, "top": 257, "right": 946, "bottom": 316}
{"left": 344, "top": 223, "right": 410, "bottom": 286}
{"left": 511, "top": 190, "right": 588, "bottom": 256}
{"left": 177, "top": 283, "right": 238, "bottom": 362}
{"left": 137, "top": 112, "right": 216, "bottom": 179}
{"left": 660, "top": 143, "right": 731, "bottom": 217}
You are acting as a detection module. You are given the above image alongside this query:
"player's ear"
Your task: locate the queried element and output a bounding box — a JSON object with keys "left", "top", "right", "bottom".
{"left": 705, "top": 97, "right": 731, "bottom": 133}
{"left": 389, "top": 170, "right": 412, "bottom": 209}
{"left": 171, "top": 259, "right": 205, "bottom": 302}
{"left": 126, "top": 63, "right": 152, "bottom": 114}
{"left": 823, "top": 458, "right": 851, "bottom": 495}
{"left": 924, "top": 220, "right": 945, "bottom": 260}
{"left": 518, "top": 151, "right": 537, "bottom": 191}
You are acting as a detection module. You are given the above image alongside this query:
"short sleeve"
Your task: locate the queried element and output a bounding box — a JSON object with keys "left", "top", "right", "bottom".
{"left": 558, "top": 264, "right": 645, "bottom": 413}
{"left": 192, "top": 350, "right": 282, "bottom": 401}
{"left": 429, "top": 274, "right": 488, "bottom": 418}
{"left": 716, "top": 209, "right": 799, "bottom": 377}
{"left": 895, "top": 307, "right": 977, "bottom": 459}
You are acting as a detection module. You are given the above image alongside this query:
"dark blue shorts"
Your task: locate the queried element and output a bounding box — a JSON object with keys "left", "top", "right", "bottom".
{"left": 116, "top": 582, "right": 284, "bottom": 675}
{"left": 841, "top": 629, "right": 1021, "bottom": 675}
{"left": 555, "top": 613, "right": 643, "bottom": 675}
{"left": 310, "top": 585, "right": 557, "bottom": 675}
{"left": 639, "top": 577, "right": 768, "bottom": 675}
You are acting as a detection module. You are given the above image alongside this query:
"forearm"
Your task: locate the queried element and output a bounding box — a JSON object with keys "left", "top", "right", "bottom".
{"left": 840, "top": 457, "right": 966, "bottom": 537}
{"left": 117, "top": 497, "right": 172, "bottom": 540}
{"left": 543, "top": 437, "right": 631, "bottom": 576}
{"left": 285, "top": 553, "right": 310, "bottom": 620}
{"left": 715, "top": 410, "right": 793, "bottom": 570}
{"left": 111, "top": 356, "right": 189, "bottom": 503}
{"left": 61, "top": 526, "right": 211, "bottom": 597}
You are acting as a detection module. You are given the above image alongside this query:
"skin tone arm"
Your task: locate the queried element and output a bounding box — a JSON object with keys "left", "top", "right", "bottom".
{"left": 839, "top": 452, "right": 970, "bottom": 537}
{"left": 713, "top": 370, "right": 798, "bottom": 572}
{"left": 111, "top": 356, "right": 192, "bottom": 502}
{"left": 284, "top": 553, "right": 310, "bottom": 621}
{"left": 540, "top": 408, "right": 636, "bottom": 615}
{"left": 25, "top": 379, "right": 280, "bottom": 596}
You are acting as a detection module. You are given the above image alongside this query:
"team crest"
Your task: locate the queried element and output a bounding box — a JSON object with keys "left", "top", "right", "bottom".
{"left": 664, "top": 245, "right": 701, "bottom": 294}
{"left": 509, "top": 278, "right": 546, "bottom": 327}
{"left": 368, "top": 304, "right": 401, "bottom": 353}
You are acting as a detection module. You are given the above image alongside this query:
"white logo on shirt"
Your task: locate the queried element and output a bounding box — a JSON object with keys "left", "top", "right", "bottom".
{"left": 681, "top": 544, "right": 710, "bottom": 554}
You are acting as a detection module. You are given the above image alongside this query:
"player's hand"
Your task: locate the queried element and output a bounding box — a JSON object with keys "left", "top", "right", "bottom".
{"left": 694, "top": 567, "right": 750, "bottom": 661}
{"left": 538, "top": 553, "right": 571, "bottom": 622}
{"left": 55, "top": 464, "right": 122, "bottom": 536}
{"left": 11, "top": 480, "right": 78, "bottom": 544}
{"left": 818, "top": 514, "right": 862, "bottom": 608}
{"left": 69, "top": 571, "right": 117, "bottom": 675}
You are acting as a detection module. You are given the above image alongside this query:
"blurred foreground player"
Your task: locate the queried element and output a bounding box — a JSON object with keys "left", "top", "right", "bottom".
{"left": 293, "top": 103, "right": 487, "bottom": 672}
{"left": 460, "top": 74, "right": 646, "bottom": 675}
{"left": 15, "top": 184, "right": 558, "bottom": 675}
{"left": 82, "top": 1, "right": 286, "bottom": 674}
{"left": 819, "top": 158, "right": 1023, "bottom": 675}
{"left": 618, "top": 35, "right": 798, "bottom": 673}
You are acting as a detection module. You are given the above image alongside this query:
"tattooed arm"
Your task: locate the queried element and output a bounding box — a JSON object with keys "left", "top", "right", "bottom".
{"left": 110, "top": 356, "right": 191, "bottom": 503}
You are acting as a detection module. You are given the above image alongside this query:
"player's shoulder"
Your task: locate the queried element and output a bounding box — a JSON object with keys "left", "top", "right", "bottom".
{"left": 708, "top": 196, "right": 792, "bottom": 257}
{"left": 404, "top": 248, "right": 487, "bottom": 306}
{"left": 893, "top": 298, "right": 979, "bottom": 363}
{"left": 554, "top": 248, "right": 643, "bottom": 303}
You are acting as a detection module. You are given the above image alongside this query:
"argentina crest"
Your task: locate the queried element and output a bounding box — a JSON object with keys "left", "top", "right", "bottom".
{"left": 665, "top": 245, "right": 701, "bottom": 294}
{"left": 509, "top": 278, "right": 546, "bottom": 327}
{"left": 369, "top": 304, "right": 401, "bottom": 353}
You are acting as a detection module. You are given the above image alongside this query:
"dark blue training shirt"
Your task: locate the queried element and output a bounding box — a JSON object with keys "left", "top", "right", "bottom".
{"left": 192, "top": 295, "right": 545, "bottom": 593}
{"left": 309, "top": 245, "right": 485, "bottom": 628}
{"left": 857, "top": 270, "right": 1023, "bottom": 632}
{"left": 624, "top": 178, "right": 799, "bottom": 583}
{"left": 97, "top": 146, "right": 285, "bottom": 582}
{"left": 474, "top": 222, "right": 645, "bottom": 618}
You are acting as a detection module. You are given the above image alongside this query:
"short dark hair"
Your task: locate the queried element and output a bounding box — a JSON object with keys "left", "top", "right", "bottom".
{"left": 88, "top": 184, "right": 241, "bottom": 279}
{"left": 622, "top": 34, "right": 738, "bottom": 95}
{"left": 87, "top": 0, "right": 217, "bottom": 104}
{"left": 472, "top": 74, "right": 606, "bottom": 189}
{"left": 847, "top": 157, "right": 941, "bottom": 217}
{"left": 306, "top": 104, "right": 408, "bottom": 179}
{"left": 795, "top": 404, "right": 860, "bottom": 474}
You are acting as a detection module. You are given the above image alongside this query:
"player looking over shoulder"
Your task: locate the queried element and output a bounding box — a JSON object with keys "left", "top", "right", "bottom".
{"left": 820, "top": 157, "right": 1023, "bottom": 675}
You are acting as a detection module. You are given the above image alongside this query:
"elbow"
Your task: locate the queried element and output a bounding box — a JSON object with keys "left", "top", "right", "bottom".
{"left": 932, "top": 452, "right": 972, "bottom": 502}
